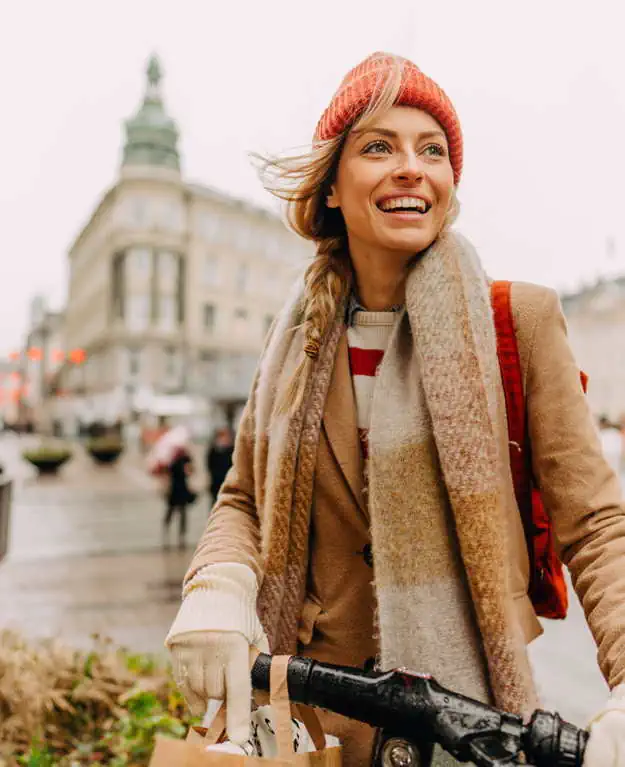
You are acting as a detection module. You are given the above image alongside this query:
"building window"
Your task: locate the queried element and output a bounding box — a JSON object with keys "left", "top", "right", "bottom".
{"left": 132, "top": 197, "right": 150, "bottom": 227}
{"left": 111, "top": 253, "right": 125, "bottom": 319}
{"left": 234, "top": 308, "right": 248, "bottom": 322}
{"left": 235, "top": 223, "right": 251, "bottom": 251}
{"left": 202, "top": 212, "right": 221, "bottom": 241}
{"left": 157, "top": 250, "right": 177, "bottom": 286}
{"left": 164, "top": 346, "right": 180, "bottom": 382}
{"left": 129, "top": 247, "right": 152, "bottom": 276}
{"left": 128, "top": 349, "right": 141, "bottom": 378}
{"left": 158, "top": 296, "right": 176, "bottom": 331}
{"left": 177, "top": 257, "right": 186, "bottom": 323}
{"left": 203, "top": 304, "right": 215, "bottom": 331}
{"left": 127, "top": 295, "right": 150, "bottom": 332}
{"left": 236, "top": 263, "right": 249, "bottom": 293}
{"left": 203, "top": 254, "right": 219, "bottom": 287}
{"left": 264, "top": 270, "right": 278, "bottom": 297}
{"left": 162, "top": 202, "right": 183, "bottom": 232}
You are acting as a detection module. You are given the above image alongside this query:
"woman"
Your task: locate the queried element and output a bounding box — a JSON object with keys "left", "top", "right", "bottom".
{"left": 166, "top": 53, "right": 625, "bottom": 765}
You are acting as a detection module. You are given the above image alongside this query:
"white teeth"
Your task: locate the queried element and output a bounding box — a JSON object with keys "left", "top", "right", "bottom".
{"left": 379, "top": 197, "right": 428, "bottom": 212}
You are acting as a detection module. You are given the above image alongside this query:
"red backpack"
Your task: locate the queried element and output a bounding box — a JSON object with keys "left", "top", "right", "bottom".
{"left": 490, "top": 281, "right": 588, "bottom": 620}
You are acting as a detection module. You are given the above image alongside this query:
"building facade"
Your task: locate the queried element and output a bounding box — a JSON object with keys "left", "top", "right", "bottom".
{"left": 49, "top": 56, "right": 311, "bottom": 438}
{"left": 561, "top": 277, "right": 625, "bottom": 422}
{"left": 0, "top": 359, "right": 22, "bottom": 428}
{"left": 16, "top": 297, "right": 66, "bottom": 431}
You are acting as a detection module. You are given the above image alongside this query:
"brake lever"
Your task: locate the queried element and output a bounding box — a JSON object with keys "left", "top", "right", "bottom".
{"left": 464, "top": 733, "right": 524, "bottom": 765}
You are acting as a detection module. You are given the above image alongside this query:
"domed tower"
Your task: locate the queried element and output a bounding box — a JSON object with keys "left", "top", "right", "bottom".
{"left": 122, "top": 55, "right": 180, "bottom": 172}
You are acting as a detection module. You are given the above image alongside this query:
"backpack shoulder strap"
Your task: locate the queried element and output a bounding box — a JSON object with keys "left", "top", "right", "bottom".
{"left": 490, "top": 280, "right": 526, "bottom": 453}
{"left": 490, "top": 280, "right": 535, "bottom": 529}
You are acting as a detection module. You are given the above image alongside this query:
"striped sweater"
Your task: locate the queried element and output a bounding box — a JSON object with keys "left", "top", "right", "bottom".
{"left": 346, "top": 310, "right": 400, "bottom": 463}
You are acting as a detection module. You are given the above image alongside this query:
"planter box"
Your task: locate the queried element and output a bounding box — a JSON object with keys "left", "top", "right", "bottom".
{"left": 24, "top": 455, "right": 71, "bottom": 475}
{"left": 87, "top": 448, "right": 123, "bottom": 465}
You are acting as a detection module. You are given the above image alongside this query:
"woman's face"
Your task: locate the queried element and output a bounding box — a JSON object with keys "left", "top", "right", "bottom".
{"left": 326, "top": 106, "right": 454, "bottom": 262}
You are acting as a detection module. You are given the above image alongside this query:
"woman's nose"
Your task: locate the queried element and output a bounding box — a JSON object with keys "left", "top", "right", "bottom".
{"left": 392, "top": 154, "right": 424, "bottom": 183}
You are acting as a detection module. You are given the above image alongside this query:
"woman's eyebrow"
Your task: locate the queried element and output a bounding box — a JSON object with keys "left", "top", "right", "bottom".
{"left": 351, "top": 127, "right": 447, "bottom": 141}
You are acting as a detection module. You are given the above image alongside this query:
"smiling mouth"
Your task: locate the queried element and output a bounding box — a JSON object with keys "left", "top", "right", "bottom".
{"left": 377, "top": 197, "right": 431, "bottom": 214}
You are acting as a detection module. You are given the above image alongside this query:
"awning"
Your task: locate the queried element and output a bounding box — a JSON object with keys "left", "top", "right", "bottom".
{"left": 148, "top": 395, "right": 195, "bottom": 416}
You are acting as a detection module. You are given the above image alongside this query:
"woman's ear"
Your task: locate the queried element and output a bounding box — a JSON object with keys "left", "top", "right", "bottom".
{"left": 326, "top": 184, "right": 340, "bottom": 209}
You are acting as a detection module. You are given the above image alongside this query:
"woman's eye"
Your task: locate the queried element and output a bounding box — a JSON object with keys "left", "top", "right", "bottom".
{"left": 363, "top": 140, "right": 391, "bottom": 155}
{"left": 423, "top": 143, "right": 446, "bottom": 158}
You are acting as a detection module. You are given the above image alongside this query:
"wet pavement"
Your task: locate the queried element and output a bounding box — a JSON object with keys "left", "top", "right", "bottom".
{"left": 0, "top": 434, "right": 614, "bottom": 727}
{"left": 0, "top": 434, "right": 209, "bottom": 654}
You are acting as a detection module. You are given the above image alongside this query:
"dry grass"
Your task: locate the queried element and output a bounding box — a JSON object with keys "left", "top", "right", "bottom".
{"left": 0, "top": 630, "right": 195, "bottom": 766}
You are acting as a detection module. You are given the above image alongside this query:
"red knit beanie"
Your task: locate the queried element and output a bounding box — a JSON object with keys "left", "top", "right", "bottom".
{"left": 314, "top": 52, "right": 463, "bottom": 185}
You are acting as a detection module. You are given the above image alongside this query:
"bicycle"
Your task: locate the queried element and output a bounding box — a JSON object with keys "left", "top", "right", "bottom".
{"left": 251, "top": 652, "right": 587, "bottom": 766}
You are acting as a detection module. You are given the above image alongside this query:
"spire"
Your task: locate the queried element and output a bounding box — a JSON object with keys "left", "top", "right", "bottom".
{"left": 122, "top": 54, "right": 180, "bottom": 171}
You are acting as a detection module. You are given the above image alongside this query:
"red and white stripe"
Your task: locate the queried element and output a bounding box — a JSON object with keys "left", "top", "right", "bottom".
{"left": 347, "top": 312, "right": 398, "bottom": 459}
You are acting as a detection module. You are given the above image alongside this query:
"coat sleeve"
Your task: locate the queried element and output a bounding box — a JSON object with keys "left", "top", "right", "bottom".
{"left": 183, "top": 312, "right": 289, "bottom": 587}
{"left": 526, "top": 287, "right": 625, "bottom": 688}
{"left": 184, "top": 377, "right": 263, "bottom": 586}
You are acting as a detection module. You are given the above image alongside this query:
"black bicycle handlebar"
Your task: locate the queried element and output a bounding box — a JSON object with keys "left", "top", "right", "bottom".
{"left": 251, "top": 653, "right": 588, "bottom": 767}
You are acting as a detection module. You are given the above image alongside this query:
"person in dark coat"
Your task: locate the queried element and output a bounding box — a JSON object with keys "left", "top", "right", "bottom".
{"left": 206, "top": 426, "right": 235, "bottom": 508}
{"left": 162, "top": 426, "right": 196, "bottom": 549}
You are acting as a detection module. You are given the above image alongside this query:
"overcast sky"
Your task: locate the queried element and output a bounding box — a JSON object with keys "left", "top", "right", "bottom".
{"left": 1, "top": 0, "right": 624, "bottom": 356}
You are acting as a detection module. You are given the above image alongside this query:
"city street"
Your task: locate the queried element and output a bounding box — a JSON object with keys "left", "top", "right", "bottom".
{"left": 0, "top": 434, "right": 612, "bottom": 728}
{"left": 0, "top": 434, "right": 209, "bottom": 654}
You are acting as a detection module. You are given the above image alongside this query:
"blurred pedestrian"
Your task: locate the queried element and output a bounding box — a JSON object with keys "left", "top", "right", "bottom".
{"left": 165, "top": 52, "right": 625, "bottom": 766}
{"left": 148, "top": 425, "right": 196, "bottom": 549}
{"left": 205, "top": 426, "right": 235, "bottom": 509}
{"left": 598, "top": 415, "right": 623, "bottom": 475}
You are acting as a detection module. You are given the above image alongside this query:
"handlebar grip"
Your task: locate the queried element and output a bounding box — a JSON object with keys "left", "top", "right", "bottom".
{"left": 252, "top": 651, "right": 313, "bottom": 702}
{"left": 525, "top": 710, "right": 588, "bottom": 767}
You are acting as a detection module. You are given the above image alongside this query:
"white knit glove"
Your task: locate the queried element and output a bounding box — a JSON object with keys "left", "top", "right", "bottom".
{"left": 165, "top": 563, "right": 269, "bottom": 744}
{"left": 584, "top": 684, "right": 625, "bottom": 766}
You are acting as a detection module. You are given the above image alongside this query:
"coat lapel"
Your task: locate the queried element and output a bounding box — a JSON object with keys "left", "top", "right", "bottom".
{"left": 322, "top": 332, "right": 366, "bottom": 516}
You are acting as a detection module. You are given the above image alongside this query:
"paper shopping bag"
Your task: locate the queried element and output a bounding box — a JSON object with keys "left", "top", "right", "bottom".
{"left": 149, "top": 655, "right": 342, "bottom": 766}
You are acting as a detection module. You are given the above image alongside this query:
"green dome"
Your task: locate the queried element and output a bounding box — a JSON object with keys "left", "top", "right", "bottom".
{"left": 122, "top": 55, "right": 180, "bottom": 171}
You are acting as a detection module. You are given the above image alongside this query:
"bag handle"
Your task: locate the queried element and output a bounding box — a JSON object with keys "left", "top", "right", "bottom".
{"left": 269, "top": 655, "right": 328, "bottom": 756}
{"left": 269, "top": 655, "right": 294, "bottom": 757}
{"left": 194, "top": 651, "right": 329, "bottom": 756}
{"left": 185, "top": 703, "right": 227, "bottom": 747}
{"left": 293, "top": 702, "right": 327, "bottom": 751}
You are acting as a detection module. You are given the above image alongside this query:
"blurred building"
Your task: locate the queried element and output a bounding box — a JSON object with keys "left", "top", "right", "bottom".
{"left": 49, "top": 56, "right": 310, "bottom": 437}
{"left": 17, "top": 296, "right": 65, "bottom": 431}
{"left": 561, "top": 276, "right": 625, "bottom": 421}
{"left": 0, "top": 358, "right": 21, "bottom": 428}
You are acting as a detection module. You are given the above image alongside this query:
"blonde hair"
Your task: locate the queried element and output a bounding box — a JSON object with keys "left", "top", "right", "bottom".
{"left": 252, "top": 56, "right": 458, "bottom": 413}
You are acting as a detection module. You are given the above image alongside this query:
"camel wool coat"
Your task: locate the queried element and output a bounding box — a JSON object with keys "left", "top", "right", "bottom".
{"left": 186, "top": 282, "right": 625, "bottom": 765}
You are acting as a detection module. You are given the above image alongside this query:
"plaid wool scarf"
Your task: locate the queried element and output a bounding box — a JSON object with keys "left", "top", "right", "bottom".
{"left": 254, "top": 229, "right": 538, "bottom": 717}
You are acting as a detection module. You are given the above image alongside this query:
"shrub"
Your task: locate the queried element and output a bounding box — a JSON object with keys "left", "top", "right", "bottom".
{"left": 0, "top": 631, "right": 197, "bottom": 766}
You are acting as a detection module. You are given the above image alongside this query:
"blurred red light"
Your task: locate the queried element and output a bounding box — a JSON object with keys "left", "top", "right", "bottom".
{"left": 69, "top": 348, "right": 87, "bottom": 364}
